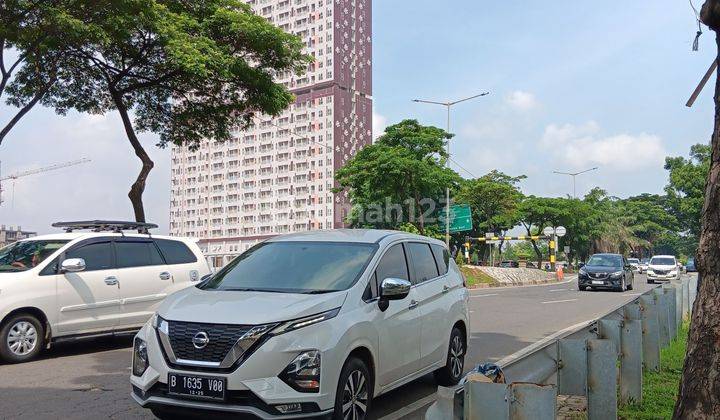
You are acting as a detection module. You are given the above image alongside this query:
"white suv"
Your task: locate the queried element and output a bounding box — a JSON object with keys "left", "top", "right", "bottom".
{"left": 131, "top": 230, "right": 469, "bottom": 419}
{"left": 0, "top": 221, "right": 210, "bottom": 363}
{"left": 647, "top": 255, "right": 680, "bottom": 283}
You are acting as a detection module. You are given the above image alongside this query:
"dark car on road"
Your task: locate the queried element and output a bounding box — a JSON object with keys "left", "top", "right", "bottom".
{"left": 686, "top": 257, "right": 697, "bottom": 272}
{"left": 578, "top": 253, "right": 634, "bottom": 292}
{"left": 499, "top": 260, "right": 519, "bottom": 268}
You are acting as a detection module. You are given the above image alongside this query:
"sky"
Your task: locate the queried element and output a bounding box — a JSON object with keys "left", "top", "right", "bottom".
{"left": 0, "top": 0, "right": 715, "bottom": 235}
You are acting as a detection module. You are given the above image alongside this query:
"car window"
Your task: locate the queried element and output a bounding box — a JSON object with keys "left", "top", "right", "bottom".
{"left": 430, "top": 244, "right": 449, "bottom": 275}
{"left": 65, "top": 241, "right": 114, "bottom": 272}
{"left": 116, "top": 241, "right": 165, "bottom": 268}
{"left": 155, "top": 239, "right": 197, "bottom": 264}
{"left": 650, "top": 257, "right": 676, "bottom": 266}
{"left": 364, "top": 243, "right": 410, "bottom": 300}
{"left": 0, "top": 240, "right": 69, "bottom": 273}
{"left": 407, "top": 242, "right": 439, "bottom": 284}
{"left": 587, "top": 254, "right": 623, "bottom": 267}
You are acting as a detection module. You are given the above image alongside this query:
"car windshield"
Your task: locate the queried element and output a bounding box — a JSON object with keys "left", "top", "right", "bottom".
{"left": 651, "top": 257, "right": 676, "bottom": 266}
{"left": 586, "top": 255, "right": 623, "bottom": 268}
{"left": 201, "top": 241, "right": 377, "bottom": 293}
{"left": 0, "top": 240, "right": 69, "bottom": 272}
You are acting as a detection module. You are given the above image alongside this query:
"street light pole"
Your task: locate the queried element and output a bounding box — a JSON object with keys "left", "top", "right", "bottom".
{"left": 413, "top": 92, "right": 489, "bottom": 246}
{"left": 552, "top": 167, "right": 599, "bottom": 199}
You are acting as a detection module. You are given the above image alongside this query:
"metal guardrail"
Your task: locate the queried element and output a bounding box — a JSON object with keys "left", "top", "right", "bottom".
{"left": 426, "top": 276, "right": 697, "bottom": 420}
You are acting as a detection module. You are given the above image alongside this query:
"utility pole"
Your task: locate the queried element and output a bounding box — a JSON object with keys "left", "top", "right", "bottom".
{"left": 412, "top": 92, "right": 489, "bottom": 246}
{"left": 552, "top": 167, "right": 598, "bottom": 199}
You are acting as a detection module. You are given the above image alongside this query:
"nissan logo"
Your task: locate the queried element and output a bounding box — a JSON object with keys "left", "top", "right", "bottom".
{"left": 192, "top": 332, "right": 210, "bottom": 349}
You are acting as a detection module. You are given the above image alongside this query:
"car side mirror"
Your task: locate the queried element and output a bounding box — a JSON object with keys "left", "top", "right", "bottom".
{"left": 378, "top": 278, "right": 411, "bottom": 311}
{"left": 61, "top": 258, "right": 86, "bottom": 273}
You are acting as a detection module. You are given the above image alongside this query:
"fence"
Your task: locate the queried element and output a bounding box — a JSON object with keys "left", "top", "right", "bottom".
{"left": 426, "top": 276, "right": 697, "bottom": 419}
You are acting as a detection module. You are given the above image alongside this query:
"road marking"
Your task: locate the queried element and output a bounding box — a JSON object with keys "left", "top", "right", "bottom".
{"left": 548, "top": 288, "right": 567, "bottom": 292}
{"left": 541, "top": 298, "right": 578, "bottom": 304}
{"left": 377, "top": 393, "right": 437, "bottom": 420}
{"left": 471, "top": 293, "right": 498, "bottom": 298}
{"left": 623, "top": 293, "right": 642, "bottom": 296}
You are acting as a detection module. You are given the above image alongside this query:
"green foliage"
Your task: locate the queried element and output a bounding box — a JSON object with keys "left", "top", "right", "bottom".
{"left": 334, "top": 119, "right": 461, "bottom": 234}
{"left": 664, "top": 143, "right": 710, "bottom": 250}
{"left": 455, "top": 251, "right": 465, "bottom": 266}
{"left": 454, "top": 170, "right": 525, "bottom": 235}
{"left": 2, "top": 0, "right": 310, "bottom": 220}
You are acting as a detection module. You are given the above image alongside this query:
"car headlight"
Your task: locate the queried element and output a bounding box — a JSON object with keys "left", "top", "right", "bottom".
{"left": 272, "top": 308, "right": 341, "bottom": 336}
{"left": 133, "top": 337, "right": 149, "bottom": 377}
{"left": 579, "top": 268, "right": 587, "bottom": 276}
{"left": 610, "top": 271, "right": 623, "bottom": 278}
{"left": 280, "top": 350, "right": 321, "bottom": 393}
{"left": 670, "top": 270, "right": 677, "bottom": 275}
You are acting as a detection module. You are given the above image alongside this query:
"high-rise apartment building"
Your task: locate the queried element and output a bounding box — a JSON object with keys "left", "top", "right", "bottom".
{"left": 169, "top": 0, "right": 372, "bottom": 267}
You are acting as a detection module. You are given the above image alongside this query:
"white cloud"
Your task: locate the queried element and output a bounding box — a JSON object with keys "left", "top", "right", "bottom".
{"left": 372, "top": 109, "right": 388, "bottom": 140}
{"left": 541, "top": 121, "right": 666, "bottom": 170}
{"left": 505, "top": 90, "right": 539, "bottom": 111}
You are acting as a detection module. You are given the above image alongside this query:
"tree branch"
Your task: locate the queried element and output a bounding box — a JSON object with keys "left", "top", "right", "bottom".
{"left": 0, "top": 75, "right": 55, "bottom": 146}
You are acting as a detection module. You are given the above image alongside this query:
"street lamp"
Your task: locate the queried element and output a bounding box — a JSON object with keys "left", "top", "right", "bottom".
{"left": 412, "top": 92, "right": 490, "bottom": 246}
{"left": 552, "top": 167, "right": 599, "bottom": 199}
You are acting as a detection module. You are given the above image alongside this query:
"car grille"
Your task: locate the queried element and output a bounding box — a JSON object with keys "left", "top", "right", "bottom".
{"left": 654, "top": 270, "right": 668, "bottom": 275}
{"left": 590, "top": 272, "right": 608, "bottom": 279}
{"left": 167, "top": 321, "right": 254, "bottom": 363}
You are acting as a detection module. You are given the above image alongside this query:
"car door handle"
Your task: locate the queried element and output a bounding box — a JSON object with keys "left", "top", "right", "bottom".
{"left": 159, "top": 272, "right": 172, "bottom": 281}
{"left": 408, "top": 300, "right": 419, "bottom": 310}
{"left": 442, "top": 285, "right": 450, "bottom": 293}
{"left": 104, "top": 276, "right": 118, "bottom": 286}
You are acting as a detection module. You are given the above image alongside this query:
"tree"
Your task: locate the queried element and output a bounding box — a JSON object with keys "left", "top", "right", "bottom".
{"left": 334, "top": 119, "right": 461, "bottom": 235}
{"left": 674, "top": 2, "right": 720, "bottom": 417}
{"left": 4, "top": 0, "right": 310, "bottom": 221}
{"left": 454, "top": 170, "right": 525, "bottom": 260}
{"left": 664, "top": 144, "right": 711, "bottom": 246}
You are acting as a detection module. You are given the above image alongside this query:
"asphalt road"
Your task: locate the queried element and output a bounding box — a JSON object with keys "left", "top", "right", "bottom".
{"left": 0, "top": 273, "right": 686, "bottom": 420}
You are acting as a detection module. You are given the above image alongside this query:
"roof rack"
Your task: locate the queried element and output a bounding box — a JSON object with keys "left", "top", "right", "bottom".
{"left": 51, "top": 220, "right": 158, "bottom": 234}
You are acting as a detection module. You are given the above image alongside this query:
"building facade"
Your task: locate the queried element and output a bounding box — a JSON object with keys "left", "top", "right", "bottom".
{"left": 0, "top": 225, "right": 36, "bottom": 247}
{"left": 169, "top": 0, "right": 372, "bottom": 268}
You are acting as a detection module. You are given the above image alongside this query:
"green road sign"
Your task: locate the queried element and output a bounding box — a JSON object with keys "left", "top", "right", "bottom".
{"left": 438, "top": 204, "right": 473, "bottom": 233}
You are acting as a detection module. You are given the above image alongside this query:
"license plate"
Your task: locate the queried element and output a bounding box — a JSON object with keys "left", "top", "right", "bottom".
{"left": 592, "top": 280, "right": 604, "bottom": 285}
{"left": 168, "top": 373, "right": 226, "bottom": 401}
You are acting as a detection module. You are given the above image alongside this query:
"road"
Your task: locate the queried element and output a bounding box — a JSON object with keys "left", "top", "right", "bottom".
{"left": 0, "top": 273, "right": 682, "bottom": 420}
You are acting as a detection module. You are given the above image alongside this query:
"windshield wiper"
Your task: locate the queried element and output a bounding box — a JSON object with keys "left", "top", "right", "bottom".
{"left": 301, "top": 289, "right": 338, "bottom": 294}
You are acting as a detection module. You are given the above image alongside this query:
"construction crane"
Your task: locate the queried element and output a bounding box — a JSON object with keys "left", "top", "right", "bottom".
{"left": 0, "top": 158, "right": 92, "bottom": 206}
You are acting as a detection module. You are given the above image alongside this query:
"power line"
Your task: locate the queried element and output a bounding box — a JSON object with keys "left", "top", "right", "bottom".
{"left": 448, "top": 156, "right": 478, "bottom": 178}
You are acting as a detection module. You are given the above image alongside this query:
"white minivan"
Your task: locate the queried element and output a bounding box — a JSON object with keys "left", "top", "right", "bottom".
{"left": 131, "top": 229, "right": 469, "bottom": 419}
{"left": 647, "top": 255, "right": 681, "bottom": 283}
{"left": 0, "top": 221, "right": 210, "bottom": 363}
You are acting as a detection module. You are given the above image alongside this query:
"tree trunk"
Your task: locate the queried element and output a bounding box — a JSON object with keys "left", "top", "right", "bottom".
{"left": 0, "top": 77, "right": 54, "bottom": 146}
{"left": 672, "top": 31, "right": 720, "bottom": 419}
{"left": 110, "top": 89, "right": 154, "bottom": 223}
{"left": 414, "top": 191, "right": 424, "bottom": 235}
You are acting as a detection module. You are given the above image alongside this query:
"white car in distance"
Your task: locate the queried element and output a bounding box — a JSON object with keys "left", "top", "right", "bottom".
{"left": 131, "top": 229, "right": 469, "bottom": 420}
{"left": 646, "top": 255, "right": 681, "bottom": 283}
{"left": 0, "top": 220, "right": 210, "bottom": 363}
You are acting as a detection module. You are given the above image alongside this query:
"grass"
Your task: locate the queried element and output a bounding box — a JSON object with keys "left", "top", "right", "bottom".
{"left": 618, "top": 321, "right": 689, "bottom": 419}
{"left": 459, "top": 265, "right": 499, "bottom": 287}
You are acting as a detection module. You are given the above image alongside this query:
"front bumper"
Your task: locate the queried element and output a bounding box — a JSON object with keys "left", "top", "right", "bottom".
{"left": 578, "top": 276, "right": 622, "bottom": 289}
{"left": 130, "top": 319, "right": 343, "bottom": 418}
{"left": 646, "top": 273, "right": 678, "bottom": 282}
{"left": 131, "top": 384, "right": 331, "bottom": 419}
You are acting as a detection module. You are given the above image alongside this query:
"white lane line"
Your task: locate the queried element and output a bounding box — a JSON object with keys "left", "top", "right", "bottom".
{"left": 471, "top": 293, "right": 498, "bottom": 298}
{"left": 548, "top": 288, "right": 568, "bottom": 292}
{"left": 376, "top": 393, "right": 437, "bottom": 420}
{"left": 541, "top": 298, "right": 578, "bottom": 304}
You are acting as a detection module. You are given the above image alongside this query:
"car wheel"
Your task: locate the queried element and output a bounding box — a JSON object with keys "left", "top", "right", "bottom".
{"left": 0, "top": 314, "right": 45, "bottom": 363}
{"left": 615, "top": 277, "right": 625, "bottom": 292}
{"left": 627, "top": 278, "right": 633, "bottom": 290}
{"left": 434, "top": 327, "right": 465, "bottom": 386}
{"left": 333, "top": 357, "right": 372, "bottom": 420}
{"left": 579, "top": 285, "right": 587, "bottom": 291}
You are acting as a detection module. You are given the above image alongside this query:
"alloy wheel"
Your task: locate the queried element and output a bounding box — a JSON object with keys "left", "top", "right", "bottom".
{"left": 342, "top": 370, "right": 368, "bottom": 420}
{"left": 7, "top": 321, "right": 38, "bottom": 356}
{"left": 450, "top": 334, "right": 464, "bottom": 378}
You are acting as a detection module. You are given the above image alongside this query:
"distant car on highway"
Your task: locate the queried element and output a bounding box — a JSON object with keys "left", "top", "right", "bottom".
{"left": 647, "top": 255, "right": 681, "bottom": 283}
{"left": 627, "top": 258, "right": 640, "bottom": 272}
{"left": 499, "top": 260, "right": 519, "bottom": 268}
{"left": 578, "top": 253, "right": 634, "bottom": 292}
{"left": 638, "top": 258, "right": 649, "bottom": 274}
{"left": 0, "top": 221, "right": 210, "bottom": 363}
{"left": 686, "top": 257, "right": 697, "bottom": 272}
